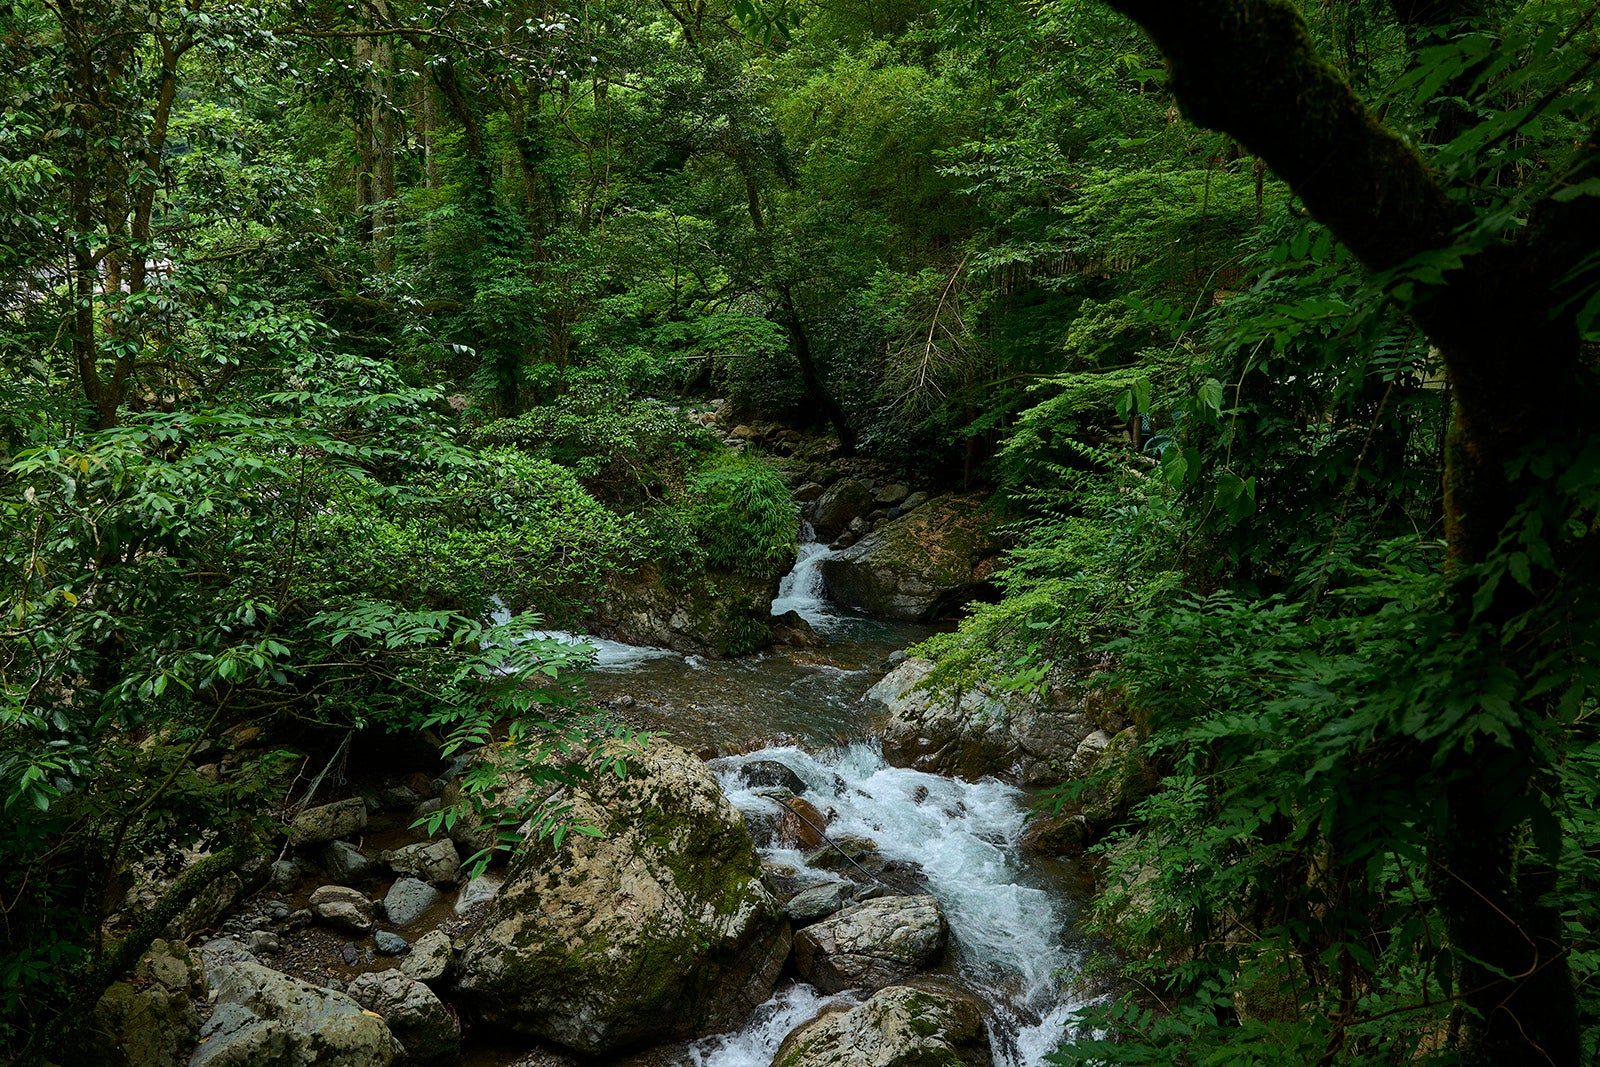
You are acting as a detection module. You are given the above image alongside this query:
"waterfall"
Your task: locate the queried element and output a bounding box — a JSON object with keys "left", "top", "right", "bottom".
{"left": 770, "top": 525, "right": 841, "bottom": 633}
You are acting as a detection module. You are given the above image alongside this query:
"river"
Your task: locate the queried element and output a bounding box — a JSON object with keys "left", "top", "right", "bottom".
{"left": 527, "top": 537, "right": 1096, "bottom": 1065}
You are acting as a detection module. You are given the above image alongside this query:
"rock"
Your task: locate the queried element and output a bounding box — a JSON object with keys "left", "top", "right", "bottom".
{"left": 773, "top": 984, "right": 990, "bottom": 1067}
{"left": 804, "top": 834, "right": 879, "bottom": 872}
{"left": 1020, "top": 811, "right": 1093, "bottom": 857}
{"left": 784, "top": 882, "right": 853, "bottom": 925}
{"left": 70, "top": 939, "right": 205, "bottom": 1067}
{"left": 456, "top": 740, "right": 791, "bottom": 1055}
{"left": 268, "top": 859, "right": 301, "bottom": 892}
{"left": 346, "top": 969, "right": 459, "bottom": 1067}
{"left": 793, "top": 895, "right": 946, "bottom": 993}
{"left": 288, "top": 798, "right": 367, "bottom": 849}
{"left": 309, "top": 885, "right": 374, "bottom": 933}
{"left": 400, "top": 930, "right": 453, "bottom": 984}
{"left": 382, "top": 840, "right": 460, "bottom": 887}
{"left": 1076, "top": 727, "right": 1159, "bottom": 830}
{"left": 247, "top": 931, "right": 282, "bottom": 955}
{"left": 198, "top": 937, "right": 257, "bottom": 971}
{"left": 776, "top": 796, "right": 830, "bottom": 850}
{"left": 382, "top": 878, "right": 442, "bottom": 929}
{"left": 869, "top": 659, "right": 1015, "bottom": 780}
{"left": 453, "top": 873, "right": 502, "bottom": 914}
{"left": 1069, "top": 729, "right": 1114, "bottom": 779}
{"left": 868, "top": 658, "right": 1097, "bottom": 784}
{"left": 586, "top": 561, "right": 783, "bottom": 657}
{"left": 737, "top": 759, "right": 807, "bottom": 793}
{"left": 818, "top": 495, "right": 1000, "bottom": 622}
{"left": 374, "top": 931, "right": 410, "bottom": 956}
{"left": 831, "top": 530, "right": 857, "bottom": 549}
{"left": 771, "top": 608, "right": 823, "bottom": 649}
{"left": 166, "top": 870, "right": 243, "bottom": 941}
{"left": 191, "top": 960, "right": 399, "bottom": 1067}
{"left": 377, "top": 785, "right": 421, "bottom": 812}
{"left": 808, "top": 479, "right": 876, "bottom": 540}
{"left": 874, "top": 483, "right": 910, "bottom": 507}
{"left": 322, "top": 841, "right": 376, "bottom": 884}
{"left": 900, "top": 491, "right": 929, "bottom": 511}
{"left": 794, "top": 481, "right": 826, "bottom": 503}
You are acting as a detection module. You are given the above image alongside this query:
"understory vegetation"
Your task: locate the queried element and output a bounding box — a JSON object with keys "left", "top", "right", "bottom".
{"left": 1, "top": 0, "right": 1598, "bottom": 1064}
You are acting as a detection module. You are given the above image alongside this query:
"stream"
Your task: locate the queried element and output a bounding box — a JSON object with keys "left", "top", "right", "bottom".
{"left": 539, "top": 537, "right": 1095, "bottom": 1065}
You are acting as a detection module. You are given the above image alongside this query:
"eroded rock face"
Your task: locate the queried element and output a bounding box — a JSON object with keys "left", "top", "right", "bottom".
{"left": 818, "top": 495, "right": 999, "bottom": 622}
{"left": 793, "top": 895, "right": 946, "bottom": 994}
{"left": 869, "top": 658, "right": 1097, "bottom": 784}
{"left": 455, "top": 740, "right": 791, "bottom": 1055}
{"left": 190, "top": 961, "right": 398, "bottom": 1067}
{"left": 346, "top": 969, "right": 459, "bottom": 1067}
{"left": 773, "top": 984, "right": 990, "bottom": 1067}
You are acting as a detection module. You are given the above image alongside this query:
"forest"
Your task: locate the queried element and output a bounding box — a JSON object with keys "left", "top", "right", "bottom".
{"left": 2, "top": 0, "right": 1598, "bottom": 1064}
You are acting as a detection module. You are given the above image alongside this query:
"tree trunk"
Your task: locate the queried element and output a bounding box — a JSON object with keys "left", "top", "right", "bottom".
{"left": 1099, "top": 2, "right": 1593, "bottom": 1061}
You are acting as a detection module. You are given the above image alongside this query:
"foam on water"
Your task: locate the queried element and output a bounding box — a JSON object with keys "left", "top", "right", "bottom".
{"left": 709, "top": 744, "right": 1090, "bottom": 1065}
{"left": 685, "top": 983, "right": 854, "bottom": 1067}
{"left": 770, "top": 529, "right": 844, "bottom": 633}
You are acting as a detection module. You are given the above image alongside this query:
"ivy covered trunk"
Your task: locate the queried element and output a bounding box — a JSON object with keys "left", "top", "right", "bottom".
{"left": 1101, "top": 1, "right": 1596, "bottom": 1061}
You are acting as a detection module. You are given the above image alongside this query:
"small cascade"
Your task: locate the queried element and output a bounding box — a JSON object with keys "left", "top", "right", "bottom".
{"left": 770, "top": 525, "right": 841, "bottom": 633}
{"left": 705, "top": 745, "right": 1091, "bottom": 1066}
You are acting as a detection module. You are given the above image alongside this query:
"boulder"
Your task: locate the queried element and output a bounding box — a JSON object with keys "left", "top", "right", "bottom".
{"left": 382, "top": 878, "right": 441, "bottom": 929}
{"left": 774, "top": 984, "right": 990, "bottom": 1067}
{"left": 453, "top": 873, "right": 503, "bottom": 914}
{"left": 70, "top": 939, "right": 205, "bottom": 1067}
{"left": 586, "top": 562, "right": 783, "bottom": 657}
{"left": 784, "top": 881, "right": 853, "bottom": 926}
{"left": 793, "top": 895, "right": 946, "bottom": 993}
{"left": 190, "top": 961, "right": 399, "bottom": 1067}
{"left": 382, "top": 840, "right": 460, "bottom": 887}
{"left": 737, "top": 759, "right": 806, "bottom": 793}
{"left": 346, "top": 969, "right": 459, "bottom": 1067}
{"left": 808, "top": 479, "right": 875, "bottom": 540}
{"left": 309, "top": 885, "right": 374, "bottom": 934}
{"left": 869, "top": 658, "right": 1097, "bottom": 784}
{"left": 288, "top": 798, "right": 368, "bottom": 849}
{"left": 456, "top": 740, "right": 791, "bottom": 1055}
{"left": 374, "top": 932, "right": 409, "bottom": 956}
{"left": 321, "top": 842, "right": 376, "bottom": 884}
{"left": 817, "top": 495, "right": 1000, "bottom": 622}
{"left": 400, "top": 930, "right": 453, "bottom": 984}
{"left": 874, "top": 483, "right": 910, "bottom": 507}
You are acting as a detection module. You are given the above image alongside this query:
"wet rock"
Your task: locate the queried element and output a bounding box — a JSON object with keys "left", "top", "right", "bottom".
{"left": 1020, "top": 811, "right": 1093, "bottom": 857}
{"left": 818, "top": 495, "right": 1000, "bottom": 622}
{"left": 771, "top": 609, "right": 823, "bottom": 649}
{"left": 869, "top": 659, "right": 1014, "bottom": 780}
{"left": 288, "top": 798, "right": 367, "bottom": 849}
{"left": 793, "top": 895, "right": 947, "bottom": 993}
{"left": 874, "top": 483, "right": 910, "bottom": 507}
{"left": 382, "top": 878, "right": 441, "bottom": 929}
{"left": 322, "top": 841, "right": 376, "bottom": 884}
{"left": 347, "top": 969, "right": 459, "bottom": 1067}
{"left": 808, "top": 479, "right": 875, "bottom": 540}
{"left": 456, "top": 740, "right": 791, "bottom": 1055}
{"left": 738, "top": 759, "right": 807, "bottom": 793}
{"left": 784, "top": 882, "right": 853, "bottom": 926}
{"left": 804, "top": 834, "right": 879, "bottom": 872}
{"left": 309, "top": 885, "right": 374, "bottom": 934}
{"left": 776, "top": 796, "right": 830, "bottom": 850}
{"left": 587, "top": 562, "right": 783, "bottom": 657}
{"left": 453, "top": 872, "right": 502, "bottom": 914}
{"left": 794, "top": 481, "right": 826, "bottom": 503}
{"left": 773, "top": 984, "right": 990, "bottom": 1067}
{"left": 69, "top": 939, "right": 205, "bottom": 1067}
{"left": 383, "top": 840, "right": 460, "bottom": 887}
{"left": 374, "top": 931, "right": 410, "bottom": 956}
{"left": 400, "top": 930, "right": 453, "bottom": 984}
{"left": 192, "top": 960, "right": 398, "bottom": 1067}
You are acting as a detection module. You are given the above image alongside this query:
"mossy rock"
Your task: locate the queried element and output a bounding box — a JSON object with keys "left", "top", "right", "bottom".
{"left": 773, "top": 983, "right": 990, "bottom": 1067}
{"left": 818, "top": 495, "right": 1000, "bottom": 622}
{"left": 455, "top": 740, "right": 791, "bottom": 1055}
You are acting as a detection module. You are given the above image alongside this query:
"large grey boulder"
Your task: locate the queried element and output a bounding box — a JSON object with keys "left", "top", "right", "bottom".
{"left": 456, "top": 740, "right": 791, "bottom": 1055}
{"left": 774, "top": 984, "right": 990, "bottom": 1067}
{"left": 69, "top": 939, "right": 206, "bottom": 1067}
{"left": 399, "top": 930, "right": 453, "bottom": 984}
{"left": 793, "top": 895, "right": 946, "bottom": 994}
{"left": 346, "top": 969, "right": 459, "bottom": 1067}
{"left": 818, "top": 495, "right": 999, "bottom": 621}
{"left": 869, "top": 658, "right": 1097, "bottom": 784}
{"left": 190, "top": 961, "right": 398, "bottom": 1067}
{"left": 288, "top": 798, "right": 367, "bottom": 849}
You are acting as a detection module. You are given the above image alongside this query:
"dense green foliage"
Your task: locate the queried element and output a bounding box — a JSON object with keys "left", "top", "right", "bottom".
{"left": 2, "top": 0, "right": 1599, "bottom": 1063}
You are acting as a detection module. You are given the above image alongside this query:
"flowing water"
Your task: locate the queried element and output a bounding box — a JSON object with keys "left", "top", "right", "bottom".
{"left": 516, "top": 536, "right": 1095, "bottom": 1065}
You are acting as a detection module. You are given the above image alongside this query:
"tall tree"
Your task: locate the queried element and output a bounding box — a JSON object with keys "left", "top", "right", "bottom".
{"left": 1098, "top": 1, "right": 1599, "bottom": 1062}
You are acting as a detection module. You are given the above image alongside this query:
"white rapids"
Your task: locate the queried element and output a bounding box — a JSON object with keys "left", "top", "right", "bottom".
{"left": 693, "top": 744, "right": 1093, "bottom": 1067}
